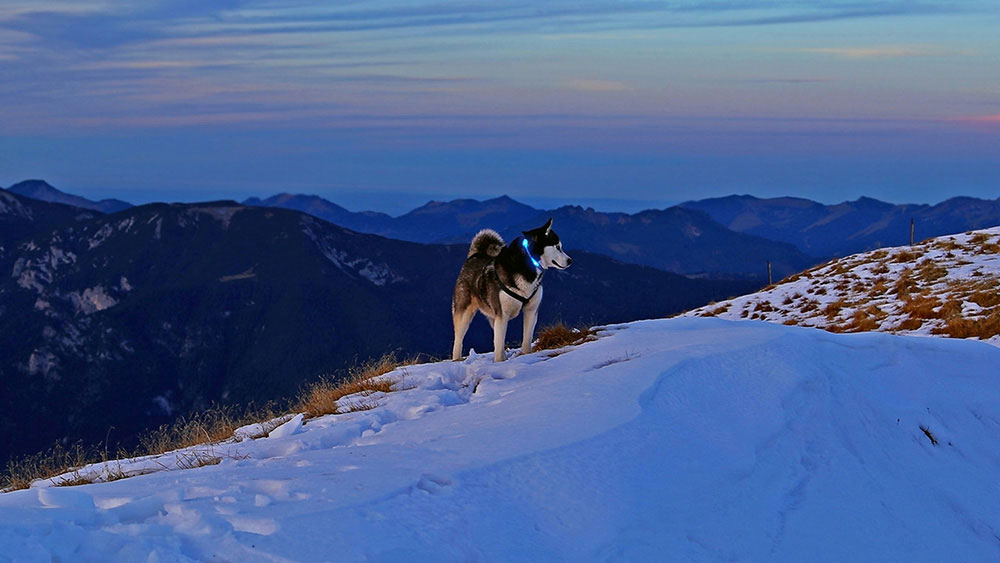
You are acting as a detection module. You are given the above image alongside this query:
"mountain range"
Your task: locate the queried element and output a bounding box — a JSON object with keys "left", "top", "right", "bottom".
{"left": 7, "top": 179, "right": 132, "bottom": 214}
{"left": 245, "top": 193, "right": 813, "bottom": 279}
{"left": 679, "top": 194, "right": 1000, "bottom": 258}
{"left": 0, "top": 188, "right": 755, "bottom": 466}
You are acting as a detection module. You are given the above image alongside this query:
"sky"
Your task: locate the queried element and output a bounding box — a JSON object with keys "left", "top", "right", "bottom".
{"left": 0, "top": 1, "right": 998, "bottom": 214}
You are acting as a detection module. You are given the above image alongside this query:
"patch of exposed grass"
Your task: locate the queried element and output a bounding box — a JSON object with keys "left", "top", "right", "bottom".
{"left": 708, "top": 304, "right": 729, "bottom": 316}
{"left": 970, "top": 290, "right": 1000, "bottom": 308}
{"left": 534, "top": 322, "right": 596, "bottom": 352}
{"left": 138, "top": 402, "right": 283, "bottom": 457}
{"left": 933, "top": 239, "right": 961, "bottom": 252}
{"left": 2, "top": 443, "right": 93, "bottom": 491}
{"left": 932, "top": 310, "right": 1000, "bottom": 340}
{"left": 868, "top": 277, "right": 889, "bottom": 296}
{"left": 824, "top": 299, "right": 849, "bottom": 320}
{"left": 896, "top": 317, "right": 924, "bottom": 331}
{"left": 901, "top": 295, "right": 942, "bottom": 320}
{"left": 893, "top": 268, "right": 916, "bottom": 300}
{"left": 893, "top": 249, "right": 920, "bottom": 263}
{"left": 295, "top": 352, "right": 415, "bottom": 419}
{"left": 916, "top": 260, "right": 948, "bottom": 283}
{"left": 969, "top": 232, "right": 990, "bottom": 245}
{"left": 799, "top": 299, "right": 820, "bottom": 313}
{"left": 936, "top": 300, "right": 962, "bottom": 322}
{"left": 843, "top": 305, "right": 887, "bottom": 333}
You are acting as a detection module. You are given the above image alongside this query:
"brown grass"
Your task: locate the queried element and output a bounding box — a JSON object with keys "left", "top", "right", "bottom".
{"left": 933, "top": 239, "right": 961, "bottom": 252}
{"left": 2, "top": 443, "right": 93, "bottom": 491}
{"left": 824, "top": 299, "right": 849, "bottom": 320}
{"left": 138, "top": 403, "right": 283, "bottom": 456}
{"left": 980, "top": 243, "right": 1000, "bottom": 254}
{"left": 870, "top": 261, "right": 891, "bottom": 275}
{"left": 893, "top": 269, "right": 916, "bottom": 300}
{"left": 868, "top": 277, "right": 889, "bottom": 296}
{"left": 896, "top": 317, "right": 924, "bottom": 331}
{"left": 708, "top": 304, "right": 729, "bottom": 316}
{"left": 916, "top": 260, "right": 948, "bottom": 283}
{"left": 295, "top": 353, "right": 415, "bottom": 419}
{"left": 893, "top": 249, "right": 919, "bottom": 263}
{"left": 799, "top": 299, "right": 820, "bottom": 313}
{"left": 533, "top": 322, "right": 596, "bottom": 352}
{"left": 937, "top": 298, "right": 964, "bottom": 321}
{"left": 932, "top": 311, "right": 1000, "bottom": 340}
{"left": 901, "top": 296, "right": 942, "bottom": 320}
{"left": 969, "top": 232, "right": 990, "bottom": 245}
{"left": 970, "top": 290, "right": 1000, "bottom": 308}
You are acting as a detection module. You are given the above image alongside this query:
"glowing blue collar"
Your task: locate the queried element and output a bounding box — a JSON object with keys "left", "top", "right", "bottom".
{"left": 522, "top": 238, "right": 541, "bottom": 270}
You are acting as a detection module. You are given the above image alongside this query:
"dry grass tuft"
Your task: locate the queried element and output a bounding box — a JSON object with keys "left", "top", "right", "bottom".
{"left": 840, "top": 305, "right": 887, "bottom": 333}
{"left": 901, "top": 296, "right": 942, "bottom": 320}
{"left": 138, "top": 403, "right": 283, "bottom": 457}
{"left": 823, "top": 299, "right": 849, "bottom": 320}
{"left": 970, "top": 290, "right": 1000, "bottom": 308}
{"left": 534, "top": 322, "right": 596, "bottom": 352}
{"left": 916, "top": 260, "right": 948, "bottom": 283}
{"left": 893, "top": 269, "right": 917, "bottom": 300}
{"left": 2, "top": 443, "right": 93, "bottom": 491}
{"left": 295, "top": 353, "right": 415, "bottom": 419}
{"left": 932, "top": 311, "right": 1000, "bottom": 340}
{"left": 893, "top": 249, "right": 919, "bottom": 263}
{"left": 896, "top": 317, "right": 924, "bottom": 331}
{"left": 969, "top": 232, "right": 990, "bottom": 245}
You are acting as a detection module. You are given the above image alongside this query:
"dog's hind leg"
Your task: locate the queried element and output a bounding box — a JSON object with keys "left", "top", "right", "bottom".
{"left": 492, "top": 316, "right": 509, "bottom": 362}
{"left": 452, "top": 304, "right": 476, "bottom": 361}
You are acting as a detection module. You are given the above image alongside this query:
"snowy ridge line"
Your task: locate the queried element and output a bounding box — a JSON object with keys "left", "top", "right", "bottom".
{"left": 686, "top": 226, "right": 1000, "bottom": 346}
{"left": 15, "top": 327, "right": 616, "bottom": 492}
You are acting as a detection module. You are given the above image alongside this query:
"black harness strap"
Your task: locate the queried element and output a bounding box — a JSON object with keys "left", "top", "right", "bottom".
{"left": 495, "top": 267, "right": 543, "bottom": 305}
{"left": 466, "top": 251, "right": 543, "bottom": 305}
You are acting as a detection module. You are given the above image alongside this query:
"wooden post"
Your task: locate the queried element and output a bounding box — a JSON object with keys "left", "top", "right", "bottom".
{"left": 767, "top": 261, "right": 772, "bottom": 285}
{"left": 910, "top": 218, "right": 914, "bottom": 246}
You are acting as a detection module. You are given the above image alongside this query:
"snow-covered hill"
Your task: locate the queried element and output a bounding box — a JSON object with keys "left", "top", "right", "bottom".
{"left": 687, "top": 227, "right": 1000, "bottom": 347}
{"left": 2, "top": 317, "right": 1000, "bottom": 561}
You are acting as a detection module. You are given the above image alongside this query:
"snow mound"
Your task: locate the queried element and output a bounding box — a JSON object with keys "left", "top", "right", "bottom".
{"left": 687, "top": 227, "right": 1000, "bottom": 346}
{"left": 2, "top": 318, "right": 999, "bottom": 561}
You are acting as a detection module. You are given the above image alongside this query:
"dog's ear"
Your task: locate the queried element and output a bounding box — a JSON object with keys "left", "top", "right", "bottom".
{"left": 523, "top": 218, "right": 553, "bottom": 238}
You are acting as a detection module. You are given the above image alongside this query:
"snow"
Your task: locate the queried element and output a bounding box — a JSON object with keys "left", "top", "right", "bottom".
{"left": 299, "top": 217, "right": 404, "bottom": 286}
{"left": 686, "top": 226, "right": 1000, "bottom": 346}
{"left": 68, "top": 285, "right": 118, "bottom": 314}
{"left": 2, "top": 317, "right": 1000, "bottom": 561}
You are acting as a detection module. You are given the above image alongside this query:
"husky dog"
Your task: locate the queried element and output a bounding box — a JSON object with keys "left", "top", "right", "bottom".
{"left": 452, "top": 218, "right": 572, "bottom": 362}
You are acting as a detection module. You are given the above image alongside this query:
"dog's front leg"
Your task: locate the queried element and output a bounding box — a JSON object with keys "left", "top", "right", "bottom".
{"left": 521, "top": 305, "right": 538, "bottom": 356}
{"left": 492, "top": 316, "right": 509, "bottom": 362}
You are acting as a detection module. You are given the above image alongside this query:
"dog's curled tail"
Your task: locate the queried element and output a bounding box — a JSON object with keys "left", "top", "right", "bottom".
{"left": 468, "top": 229, "right": 504, "bottom": 258}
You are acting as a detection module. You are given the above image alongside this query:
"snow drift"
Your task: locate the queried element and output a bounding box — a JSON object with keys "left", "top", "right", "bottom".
{"left": 2, "top": 317, "right": 999, "bottom": 561}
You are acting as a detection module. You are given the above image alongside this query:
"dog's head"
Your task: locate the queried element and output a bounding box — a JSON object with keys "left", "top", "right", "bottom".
{"left": 523, "top": 218, "right": 572, "bottom": 270}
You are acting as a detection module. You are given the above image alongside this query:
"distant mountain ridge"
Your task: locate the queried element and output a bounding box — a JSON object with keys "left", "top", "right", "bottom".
{"left": 680, "top": 194, "right": 1000, "bottom": 258}
{"left": 246, "top": 193, "right": 813, "bottom": 279}
{"left": 8, "top": 179, "right": 132, "bottom": 214}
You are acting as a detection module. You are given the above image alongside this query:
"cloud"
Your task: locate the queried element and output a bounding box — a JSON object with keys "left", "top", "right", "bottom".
{"left": 796, "top": 46, "right": 977, "bottom": 58}
{"left": 569, "top": 79, "right": 633, "bottom": 92}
